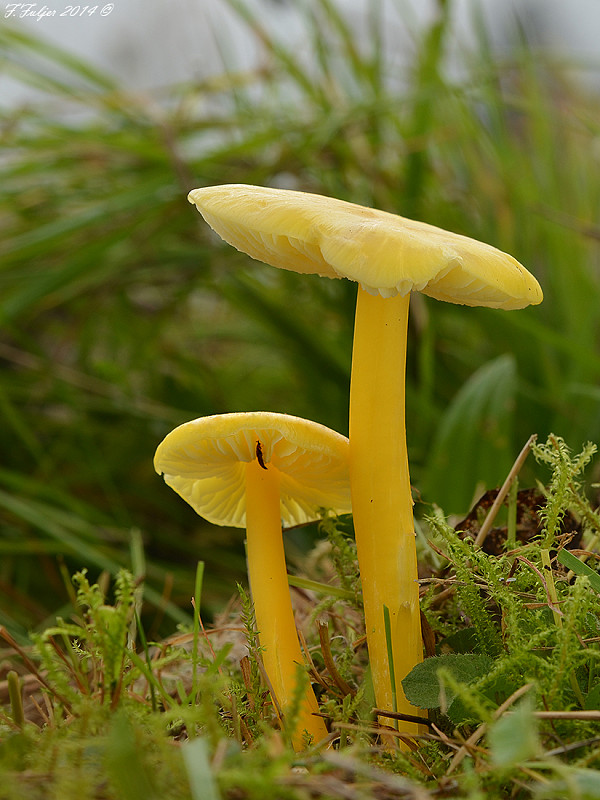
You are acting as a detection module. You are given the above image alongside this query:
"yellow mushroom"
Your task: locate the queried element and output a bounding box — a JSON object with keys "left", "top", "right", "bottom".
{"left": 154, "top": 411, "right": 351, "bottom": 749}
{"left": 187, "top": 184, "right": 543, "bottom": 735}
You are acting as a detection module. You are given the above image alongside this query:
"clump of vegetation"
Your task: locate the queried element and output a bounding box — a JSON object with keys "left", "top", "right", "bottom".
{"left": 1, "top": 435, "right": 599, "bottom": 798}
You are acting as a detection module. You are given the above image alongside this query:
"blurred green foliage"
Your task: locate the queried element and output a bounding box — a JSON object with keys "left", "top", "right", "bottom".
{"left": 0, "top": 0, "right": 599, "bottom": 630}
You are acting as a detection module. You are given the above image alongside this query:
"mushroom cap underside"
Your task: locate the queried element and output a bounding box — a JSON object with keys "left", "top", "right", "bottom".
{"left": 154, "top": 411, "right": 351, "bottom": 528}
{"left": 189, "top": 184, "right": 543, "bottom": 309}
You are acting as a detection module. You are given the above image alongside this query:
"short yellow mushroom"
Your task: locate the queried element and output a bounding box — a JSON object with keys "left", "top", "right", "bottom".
{"left": 154, "top": 411, "right": 351, "bottom": 749}
{"left": 187, "top": 184, "right": 543, "bottom": 736}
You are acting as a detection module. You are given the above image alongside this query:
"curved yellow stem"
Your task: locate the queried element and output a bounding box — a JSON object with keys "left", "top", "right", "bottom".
{"left": 245, "top": 457, "right": 327, "bottom": 749}
{"left": 349, "top": 288, "right": 424, "bottom": 735}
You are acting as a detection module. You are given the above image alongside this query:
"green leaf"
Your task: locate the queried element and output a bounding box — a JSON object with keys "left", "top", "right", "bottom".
{"left": 573, "top": 769, "right": 600, "bottom": 798}
{"left": 438, "top": 627, "right": 478, "bottom": 654}
{"left": 488, "top": 698, "right": 539, "bottom": 768}
{"left": 557, "top": 549, "right": 600, "bottom": 594}
{"left": 103, "top": 712, "right": 158, "bottom": 800}
{"left": 423, "top": 355, "right": 517, "bottom": 512}
{"left": 584, "top": 682, "right": 600, "bottom": 711}
{"left": 402, "top": 653, "right": 493, "bottom": 710}
{"left": 182, "top": 738, "right": 222, "bottom": 800}
{"left": 543, "top": 769, "right": 600, "bottom": 800}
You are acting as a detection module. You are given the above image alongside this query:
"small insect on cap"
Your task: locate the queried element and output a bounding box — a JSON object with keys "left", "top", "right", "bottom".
{"left": 188, "top": 184, "right": 543, "bottom": 309}
{"left": 154, "top": 411, "right": 351, "bottom": 528}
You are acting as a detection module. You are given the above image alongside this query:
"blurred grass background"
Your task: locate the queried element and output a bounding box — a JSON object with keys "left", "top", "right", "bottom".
{"left": 0, "top": 0, "right": 599, "bottom": 636}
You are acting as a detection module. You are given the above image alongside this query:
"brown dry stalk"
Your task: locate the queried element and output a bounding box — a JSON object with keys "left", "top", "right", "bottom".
{"left": 532, "top": 710, "right": 600, "bottom": 721}
{"left": 317, "top": 620, "right": 355, "bottom": 697}
{"left": 474, "top": 434, "right": 537, "bottom": 548}
{"left": 0, "top": 626, "right": 73, "bottom": 712}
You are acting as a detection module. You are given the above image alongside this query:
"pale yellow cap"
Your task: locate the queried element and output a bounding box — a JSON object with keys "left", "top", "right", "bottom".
{"left": 188, "top": 184, "right": 543, "bottom": 309}
{"left": 154, "top": 411, "right": 351, "bottom": 528}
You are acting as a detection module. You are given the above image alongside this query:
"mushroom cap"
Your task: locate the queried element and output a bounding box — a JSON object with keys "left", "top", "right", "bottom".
{"left": 154, "top": 411, "right": 351, "bottom": 529}
{"left": 188, "top": 184, "right": 542, "bottom": 309}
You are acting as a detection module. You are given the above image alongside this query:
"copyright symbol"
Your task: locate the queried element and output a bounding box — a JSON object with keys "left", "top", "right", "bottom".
{"left": 100, "top": 3, "right": 114, "bottom": 14}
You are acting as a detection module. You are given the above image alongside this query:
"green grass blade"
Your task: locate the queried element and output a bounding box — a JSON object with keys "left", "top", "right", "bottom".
{"left": 557, "top": 550, "right": 600, "bottom": 594}
{"left": 182, "top": 738, "right": 222, "bottom": 800}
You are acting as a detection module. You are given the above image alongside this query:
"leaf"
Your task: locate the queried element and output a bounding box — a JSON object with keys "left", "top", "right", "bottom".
{"left": 182, "top": 738, "right": 222, "bottom": 800}
{"left": 557, "top": 549, "right": 600, "bottom": 594}
{"left": 423, "top": 355, "right": 517, "bottom": 512}
{"left": 402, "top": 653, "right": 493, "bottom": 710}
{"left": 488, "top": 698, "right": 539, "bottom": 768}
{"left": 573, "top": 769, "right": 600, "bottom": 798}
{"left": 543, "top": 769, "right": 600, "bottom": 800}
{"left": 438, "top": 627, "right": 478, "bottom": 654}
{"left": 584, "top": 683, "right": 600, "bottom": 711}
{"left": 104, "top": 712, "right": 158, "bottom": 800}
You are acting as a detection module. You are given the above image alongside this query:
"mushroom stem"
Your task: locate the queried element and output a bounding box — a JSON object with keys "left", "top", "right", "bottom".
{"left": 349, "top": 287, "right": 424, "bottom": 733}
{"left": 245, "top": 457, "right": 327, "bottom": 749}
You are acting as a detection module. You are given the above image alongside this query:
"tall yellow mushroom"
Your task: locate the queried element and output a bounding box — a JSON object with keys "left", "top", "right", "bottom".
{"left": 154, "top": 411, "right": 351, "bottom": 749}
{"left": 187, "top": 184, "right": 543, "bottom": 736}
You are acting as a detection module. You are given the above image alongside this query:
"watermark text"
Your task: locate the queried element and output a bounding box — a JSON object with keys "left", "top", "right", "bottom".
{"left": 4, "top": 3, "right": 114, "bottom": 20}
